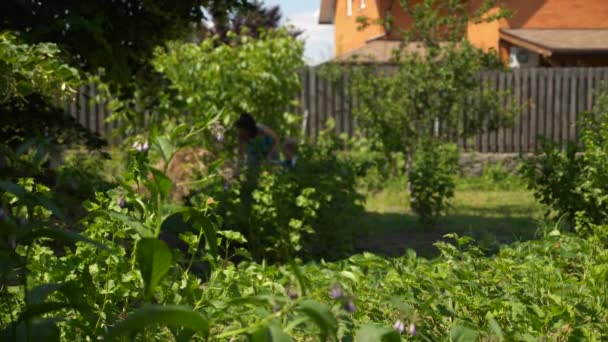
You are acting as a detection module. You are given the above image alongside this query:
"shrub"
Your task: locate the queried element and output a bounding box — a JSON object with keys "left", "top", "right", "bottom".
{"left": 520, "top": 140, "right": 582, "bottom": 223}
{"left": 410, "top": 142, "right": 459, "bottom": 226}
{"left": 521, "top": 90, "right": 608, "bottom": 235}
{"left": 203, "top": 132, "right": 364, "bottom": 262}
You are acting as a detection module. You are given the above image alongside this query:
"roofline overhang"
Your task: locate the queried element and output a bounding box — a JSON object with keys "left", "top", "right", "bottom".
{"left": 319, "top": 0, "right": 336, "bottom": 24}
{"left": 499, "top": 28, "right": 608, "bottom": 57}
{"left": 499, "top": 29, "right": 553, "bottom": 57}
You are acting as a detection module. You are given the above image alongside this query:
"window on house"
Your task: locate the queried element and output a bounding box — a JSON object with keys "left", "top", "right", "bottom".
{"left": 361, "top": 0, "right": 366, "bottom": 9}
{"left": 347, "top": 0, "right": 352, "bottom": 16}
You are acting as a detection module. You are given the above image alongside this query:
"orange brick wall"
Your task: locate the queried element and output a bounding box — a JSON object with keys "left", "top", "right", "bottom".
{"left": 334, "top": 0, "right": 386, "bottom": 56}
{"left": 468, "top": 0, "right": 608, "bottom": 53}
{"left": 333, "top": 0, "right": 608, "bottom": 60}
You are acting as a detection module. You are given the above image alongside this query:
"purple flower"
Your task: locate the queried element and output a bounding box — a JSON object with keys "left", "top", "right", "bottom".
{"left": 408, "top": 323, "right": 416, "bottom": 336}
{"left": 393, "top": 320, "right": 405, "bottom": 334}
{"left": 212, "top": 124, "right": 225, "bottom": 143}
{"left": 331, "top": 284, "right": 343, "bottom": 300}
{"left": 118, "top": 197, "right": 126, "bottom": 208}
{"left": 344, "top": 298, "right": 356, "bottom": 313}
{"left": 18, "top": 217, "right": 27, "bottom": 225}
{"left": 0, "top": 208, "right": 5, "bottom": 220}
{"left": 132, "top": 141, "right": 149, "bottom": 152}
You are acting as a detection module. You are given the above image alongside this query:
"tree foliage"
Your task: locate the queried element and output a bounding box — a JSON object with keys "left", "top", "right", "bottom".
{"left": 327, "top": 0, "right": 515, "bottom": 224}
{"left": 197, "top": 1, "right": 301, "bottom": 44}
{"left": 109, "top": 29, "right": 304, "bottom": 142}
{"left": 0, "top": 32, "right": 104, "bottom": 149}
{"left": 0, "top": 0, "right": 252, "bottom": 87}
{"left": 521, "top": 89, "right": 608, "bottom": 240}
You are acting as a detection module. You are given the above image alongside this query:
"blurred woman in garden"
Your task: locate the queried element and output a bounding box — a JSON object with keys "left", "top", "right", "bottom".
{"left": 235, "top": 112, "right": 280, "bottom": 174}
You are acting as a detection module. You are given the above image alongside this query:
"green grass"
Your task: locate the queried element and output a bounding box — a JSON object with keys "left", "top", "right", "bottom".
{"left": 354, "top": 176, "right": 545, "bottom": 257}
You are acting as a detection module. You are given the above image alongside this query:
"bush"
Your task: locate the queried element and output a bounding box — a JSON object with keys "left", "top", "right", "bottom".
{"left": 521, "top": 90, "right": 608, "bottom": 236}
{"left": 410, "top": 142, "right": 459, "bottom": 226}
{"left": 520, "top": 140, "right": 582, "bottom": 223}
{"left": 203, "top": 132, "right": 364, "bottom": 262}
{"left": 458, "top": 162, "right": 525, "bottom": 191}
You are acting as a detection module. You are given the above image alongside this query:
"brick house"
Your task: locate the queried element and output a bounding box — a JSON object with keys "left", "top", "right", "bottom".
{"left": 319, "top": 0, "right": 608, "bottom": 67}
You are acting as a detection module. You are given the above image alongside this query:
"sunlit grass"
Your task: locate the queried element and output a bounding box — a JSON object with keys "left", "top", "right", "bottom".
{"left": 356, "top": 175, "right": 546, "bottom": 257}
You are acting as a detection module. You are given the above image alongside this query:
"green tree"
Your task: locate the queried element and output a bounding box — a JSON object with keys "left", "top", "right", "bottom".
{"left": 197, "top": 0, "right": 302, "bottom": 43}
{"left": 0, "top": 0, "right": 252, "bottom": 87}
{"left": 0, "top": 32, "right": 103, "bottom": 150}
{"left": 108, "top": 29, "right": 303, "bottom": 145}
{"left": 342, "top": 0, "right": 514, "bottom": 224}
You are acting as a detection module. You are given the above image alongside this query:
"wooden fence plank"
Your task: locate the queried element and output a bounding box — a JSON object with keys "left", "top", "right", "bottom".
{"left": 497, "top": 71, "right": 506, "bottom": 152}
{"left": 521, "top": 68, "right": 530, "bottom": 152}
{"left": 514, "top": 69, "right": 523, "bottom": 153}
{"left": 529, "top": 67, "right": 538, "bottom": 152}
{"left": 568, "top": 69, "right": 578, "bottom": 144}
{"left": 505, "top": 71, "right": 514, "bottom": 152}
{"left": 575, "top": 68, "right": 585, "bottom": 144}
{"left": 561, "top": 69, "right": 571, "bottom": 148}
{"left": 60, "top": 66, "right": 608, "bottom": 150}
{"left": 488, "top": 71, "right": 497, "bottom": 152}
{"left": 481, "top": 72, "right": 489, "bottom": 153}
{"left": 545, "top": 68, "right": 554, "bottom": 143}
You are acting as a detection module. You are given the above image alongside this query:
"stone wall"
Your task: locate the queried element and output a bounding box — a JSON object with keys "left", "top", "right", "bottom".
{"left": 459, "top": 153, "right": 525, "bottom": 177}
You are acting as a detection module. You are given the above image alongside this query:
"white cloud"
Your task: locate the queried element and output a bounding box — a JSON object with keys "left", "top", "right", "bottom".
{"left": 285, "top": 10, "right": 334, "bottom": 65}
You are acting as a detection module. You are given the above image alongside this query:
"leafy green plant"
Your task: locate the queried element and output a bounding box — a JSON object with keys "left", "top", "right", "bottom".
{"left": 521, "top": 90, "right": 608, "bottom": 235}
{"left": 207, "top": 126, "right": 364, "bottom": 262}
{"left": 520, "top": 139, "right": 582, "bottom": 223}
{"left": 409, "top": 142, "right": 459, "bottom": 225}
{"left": 320, "top": 0, "right": 515, "bottom": 222}
{"left": 107, "top": 28, "right": 304, "bottom": 143}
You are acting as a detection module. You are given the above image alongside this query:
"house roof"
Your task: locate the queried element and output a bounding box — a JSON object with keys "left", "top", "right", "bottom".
{"left": 319, "top": 0, "right": 336, "bottom": 24}
{"left": 500, "top": 29, "right": 608, "bottom": 56}
{"left": 334, "top": 40, "right": 452, "bottom": 63}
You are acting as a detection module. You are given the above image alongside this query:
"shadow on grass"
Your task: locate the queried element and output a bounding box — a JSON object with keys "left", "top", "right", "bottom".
{"left": 454, "top": 203, "right": 542, "bottom": 218}
{"left": 353, "top": 211, "right": 539, "bottom": 258}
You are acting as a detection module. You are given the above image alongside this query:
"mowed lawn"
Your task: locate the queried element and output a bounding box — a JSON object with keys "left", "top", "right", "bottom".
{"left": 355, "top": 177, "right": 545, "bottom": 257}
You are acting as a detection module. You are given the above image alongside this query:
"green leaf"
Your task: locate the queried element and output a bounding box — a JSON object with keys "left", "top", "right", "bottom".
{"left": 105, "top": 211, "right": 152, "bottom": 238}
{"left": 0, "top": 181, "right": 64, "bottom": 219}
{"left": 171, "top": 327, "right": 195, "bottom": 342}
{"left": 153, "top": 136, "right": 176, "bottom": 164}
{"left": 486, "top": 313, "right": 503, "bottom": 338}
{"left": 450, "top": 325, "right": 479, "bottom": 342}
{"left": 104, "top": 305, "right": 209, "bottom": 341}
{"left": 218, "top": 230, "right": 247, "bottom": 243}
{"left": 36, "top": 196, "right": 65, "bottom": 220}
{"left": 27, "top": 283, "right": 63, "bottom": 305}
{"left": 179, "top": 208, "right": 218, "bottom": 258}
{"left": 252, "top": 322, "right": 293, "bottom": 342}
{"left": 289, "top": 259, "right": 309, "bottom": 296}
{"left": 16, "top": 302, "right": 85, "bottom": 324}
{"left": 23, "top": 228, "right": 111, "bottom": 252}
{"left": 136, "top": 238, "right": 172, "bottom": 300}
{"left": 296, "top": 300, "right": 337, "bottom": 340}
{"left": 149, "top": 168, "right": 172, "bottom": 200}
{"left": 227, "top": 295, "right": 283, "bottom": 308}
{"left": 355, "top": 323, "right": 402, "bottom": 342}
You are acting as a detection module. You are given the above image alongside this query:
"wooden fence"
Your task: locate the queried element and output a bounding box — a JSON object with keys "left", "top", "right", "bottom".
{"left": 66, "top": 67, "right": 608, "bottom": 152}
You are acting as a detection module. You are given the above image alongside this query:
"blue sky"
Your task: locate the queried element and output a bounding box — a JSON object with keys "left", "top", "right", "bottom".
{"left": 263, "top": 0, "right": 334, "bottom": 65}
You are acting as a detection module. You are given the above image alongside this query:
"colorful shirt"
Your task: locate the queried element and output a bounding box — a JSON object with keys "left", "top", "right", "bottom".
{"left": 246, "top": 125, "right": 277, "bottom": 164}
